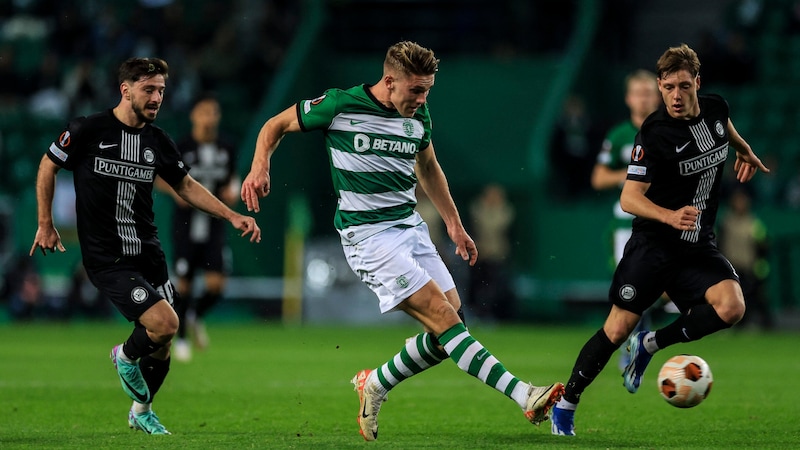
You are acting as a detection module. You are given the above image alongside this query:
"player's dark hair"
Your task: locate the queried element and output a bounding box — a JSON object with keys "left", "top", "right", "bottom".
{"left": 118, "top": 57, "right": 169, "bottom": 84}
{"left": 190, "top": 92, "right": 220, "bottom": 110}
{"left": 384, "top": 41, "right": 439, "bottom": 76}
{"left": 656, "top": 44, "right": 701, "bottom": 79}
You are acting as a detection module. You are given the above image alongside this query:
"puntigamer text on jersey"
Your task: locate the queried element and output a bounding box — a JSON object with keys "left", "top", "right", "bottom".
{"left": 678, "top": 144, "right": 728, "bottom": 176}
{"left": 94, "top": 158, "right": 156, "bottom": 182}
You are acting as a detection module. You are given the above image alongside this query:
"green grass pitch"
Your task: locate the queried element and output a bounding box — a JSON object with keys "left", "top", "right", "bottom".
{"left": 0, "top": 321, "right": 797, "bottom": 449}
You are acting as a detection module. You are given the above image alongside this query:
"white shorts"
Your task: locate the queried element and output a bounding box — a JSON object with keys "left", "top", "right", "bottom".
{"left": 342, "top": 223, "right": 456, "bottom": 313}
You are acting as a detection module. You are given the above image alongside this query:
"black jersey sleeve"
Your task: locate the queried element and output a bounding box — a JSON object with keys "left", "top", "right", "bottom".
{"left": 626, "top": 132, "right": 654, "bottom": 183}
{"left": 46, "top": 117, "right": 88, "bottom": 171}
{"left": 154, "top": 130, "right": 189, "bottom": 186}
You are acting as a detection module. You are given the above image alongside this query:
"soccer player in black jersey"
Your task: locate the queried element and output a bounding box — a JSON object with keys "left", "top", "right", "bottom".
{"left": 551, "top": 44, "right": 769, "bottom": 436}
{"left": 30, "top": 58, "right": 261, "bottom": 435}
{"left": 163, "top": 94, "right": 240, "bottom": 363}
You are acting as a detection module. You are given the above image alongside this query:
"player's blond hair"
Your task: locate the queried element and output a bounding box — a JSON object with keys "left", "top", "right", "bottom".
{"left": 655, "top": 44, "right": 701, "bottom": 79}
{"left": 384, "top": 41, "right": 439, "bottom": 77}
{"left": 625, "top": 69, "right": 657, "bottom": 90}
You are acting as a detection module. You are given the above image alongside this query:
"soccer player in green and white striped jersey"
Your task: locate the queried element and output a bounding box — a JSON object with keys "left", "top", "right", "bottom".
{"left": 241, "top": 41, "right": 564, "bottom": 441}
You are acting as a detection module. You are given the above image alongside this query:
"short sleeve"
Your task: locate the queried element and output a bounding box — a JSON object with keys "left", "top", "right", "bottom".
{"left": 297, "top": 89, "right": 339, "bottom": 132}
{"left": 626, "top": 131, "right": 652, "bottom": 183}
{"left": 47, "top": 117, "right": 86, "bottom": 171}
{"left": 156, "top": 132, "right": 189, "bottom": 186}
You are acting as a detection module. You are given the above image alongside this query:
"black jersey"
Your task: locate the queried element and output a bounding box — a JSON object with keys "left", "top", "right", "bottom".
{"left": 172, "top": 135, "right": 237, "bottom": 244}
{"left": 627, "top": 94, "right": 730, "bottom": 244}
{"left": 47, "top": 109, "right": 188, "bottom": 269}
{"left": 175, "top": 135, "right": 236, "bottom": 197}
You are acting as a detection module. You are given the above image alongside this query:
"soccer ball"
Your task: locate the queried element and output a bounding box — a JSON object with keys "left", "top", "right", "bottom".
{"left": 657, "top": 354, "right": 713, "bottom": 408}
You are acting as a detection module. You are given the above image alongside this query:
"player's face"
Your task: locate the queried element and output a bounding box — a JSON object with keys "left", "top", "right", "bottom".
{"left": 626, "top": 78, "right": 660, "bottom": 118}
{"left": 389, "top": 73, "right": 434, "bottom": 117}
{"left": 658, "top": 69, "right": 700, "bottom": 120}
{"left": 128, "top": 74, "right": 166, "bottom": 124}
{"left": 191, "top": 99, "right": 221, "bottom": 132}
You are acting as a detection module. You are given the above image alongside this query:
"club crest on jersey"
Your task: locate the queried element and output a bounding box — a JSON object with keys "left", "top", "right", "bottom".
{"left": 143, "top": 148, "right": 155, "bottom": 164}
{"left": 714, "top": 120, "right": 725, "bottom": 137}
{"left": 131, "top": 287, "right": 149, "bottom": 304}
{"left": 396, "top": 275, "right": 409, "bottom": 289}
{"left": 619, "top": 284, "right": 636, "bottom": 302}
{"left": 402, "top": 119, "right": 415, "bottom": 137}
{"left": 59, "top": 131, "right": 71, "bottom": 147}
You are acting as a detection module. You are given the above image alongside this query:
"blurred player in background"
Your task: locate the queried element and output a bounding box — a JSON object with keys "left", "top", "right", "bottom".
{"left": 241, "top": 40, "right": 564, "bottom": 442}
{"left": 590, "top": 69, "right": 666, "bottom": 370}
{"left": 30, "top": 58, "right": 260, "bottom": 435}
{"left": 551, "top": 44, "right": 769, "bottom": 436}
{"left": 592, "top": 69, "right": 661, "bottom": 267}
{"left": 167, "top": 94, "right": 240, "bottom": 362}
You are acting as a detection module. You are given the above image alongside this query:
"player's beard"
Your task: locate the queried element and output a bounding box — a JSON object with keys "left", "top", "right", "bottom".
{"left": 133, "top": 102, "right": 159, "bottom": 124}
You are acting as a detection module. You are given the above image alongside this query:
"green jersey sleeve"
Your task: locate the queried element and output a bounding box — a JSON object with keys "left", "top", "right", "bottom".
{"left": 297, "top": 89, "right": 342, "bottom": 132}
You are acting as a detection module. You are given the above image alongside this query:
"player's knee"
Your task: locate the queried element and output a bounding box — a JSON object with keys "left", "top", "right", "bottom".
{"left": 149, "top": 312, "right": 179, "bottom": 343}
{"left": 716, "top": 300, "right": 745, "bottom": 325}
{"left": 603, "top": 324, "right": 631, "bottom": 346}
{"left": 426, "top": 296, "right": 460, "bottom": 328}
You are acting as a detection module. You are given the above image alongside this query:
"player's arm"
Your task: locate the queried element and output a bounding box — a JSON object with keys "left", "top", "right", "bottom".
{"left": 726, "top": 119, "right": 769, "bottom": 183}
{"left": 416, "top": 143, "right": 477, "bottom": 266}
{"left": 241, "top": 105, "right": 301, "bottom": 212}
{"left": 154, "top": 175, "right": 189, "bottom": 207}
{"left": 173, "top": 174, "right": 261, "bottom": 243}
{"left": 30, "top": 155, "right": 66, "bottom": 256}
{"left": 620, "top": 180, "right": 699, "bottom": 231}
{"left": 591, "top": 163, "right": 628, "bottom": 190}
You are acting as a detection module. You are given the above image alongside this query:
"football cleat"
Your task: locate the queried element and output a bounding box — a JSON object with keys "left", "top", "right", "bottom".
{"left": 523, "top": 382, "right": 565, "bottom": 425}
{"left": 128, "top": 409, "right": 171, "bottom": 435}
{"left": 110, "top": 345, "right": 151, "bottom": 404}
{"left": 622, "top": 331, "right": 653, "bottom": 393}
{"left": 351, "top": 369, "right": 387, "bottom": 441}
{"left": 550, "top": 405, "right": 576, "bottom": 436}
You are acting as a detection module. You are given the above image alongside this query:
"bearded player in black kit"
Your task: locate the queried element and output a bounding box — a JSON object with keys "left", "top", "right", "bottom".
{"left": 550, "top": 44, "right": 769, "bottom": 436}
{"left": 30, "top": 58, "right": 261, "bottom": 435}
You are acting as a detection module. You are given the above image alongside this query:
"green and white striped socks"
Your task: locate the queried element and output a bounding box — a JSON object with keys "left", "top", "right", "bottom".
{"left": 438, "top": 323, "right": 530, "bottom": 408}
{"left": 373, "top": 332, "right": 447, "bottom": 396}
{"left": 371, "top": 323, "right": 529, "bottom": 409}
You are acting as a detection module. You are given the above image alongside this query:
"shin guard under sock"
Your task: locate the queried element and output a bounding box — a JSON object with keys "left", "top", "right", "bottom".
{"left": 655, "top": 303, "right": 731, "bottom": 349}
{"left": 140, "top": 355, "right": 171, "bottom": 400}
{"left": 564, "top": 329, "right": 618, "bottom": 404}
{"left": 122, "top": 326, "right": 163, "bottom": 360}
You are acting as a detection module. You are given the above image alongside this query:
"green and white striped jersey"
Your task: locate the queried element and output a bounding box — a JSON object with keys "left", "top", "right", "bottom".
{"left": 296, "top": 84, "right": 433, "bottom": 244}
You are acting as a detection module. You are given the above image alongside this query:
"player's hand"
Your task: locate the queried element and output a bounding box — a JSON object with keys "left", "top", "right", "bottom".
{"left": 232, "top": 215, "right": 261, "bottom": 243}
{"left": 450, "top": 228, "right": 478, "bottom": 266}
{"left": 667, "top": 206, "right": 700, "bottom": 232}
{"left": 241, "top": 169, "right": 271, "bottom": 213}
{"left": 733, "top": 152, "right": 769, "bottom": 183}
{"left": 29, "top": 227, "right": 66, "bottom": 256}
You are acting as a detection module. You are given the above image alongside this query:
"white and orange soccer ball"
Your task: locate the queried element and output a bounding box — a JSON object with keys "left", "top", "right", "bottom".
{"left": 657, "top": 354, "right": 713, "bottom": 408}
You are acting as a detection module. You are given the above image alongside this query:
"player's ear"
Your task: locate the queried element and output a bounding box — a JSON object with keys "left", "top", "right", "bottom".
{"left": 120, "top": 82, "right": 131, "bottom": 100}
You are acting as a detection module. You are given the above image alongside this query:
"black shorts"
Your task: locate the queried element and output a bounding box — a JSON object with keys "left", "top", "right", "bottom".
{"left": 609, "top": 233, "right": 739, "bottom": 315}
{"left": 86, "top": 253, "right": 178, "bottom": 322}
{"left": 172, "top": 234, "right": 229, "bottom": 278}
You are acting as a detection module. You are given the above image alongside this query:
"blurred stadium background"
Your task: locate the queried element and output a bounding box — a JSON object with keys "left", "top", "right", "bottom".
{"left": 1, "top": 0, "right": 798, "bottom": 328}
